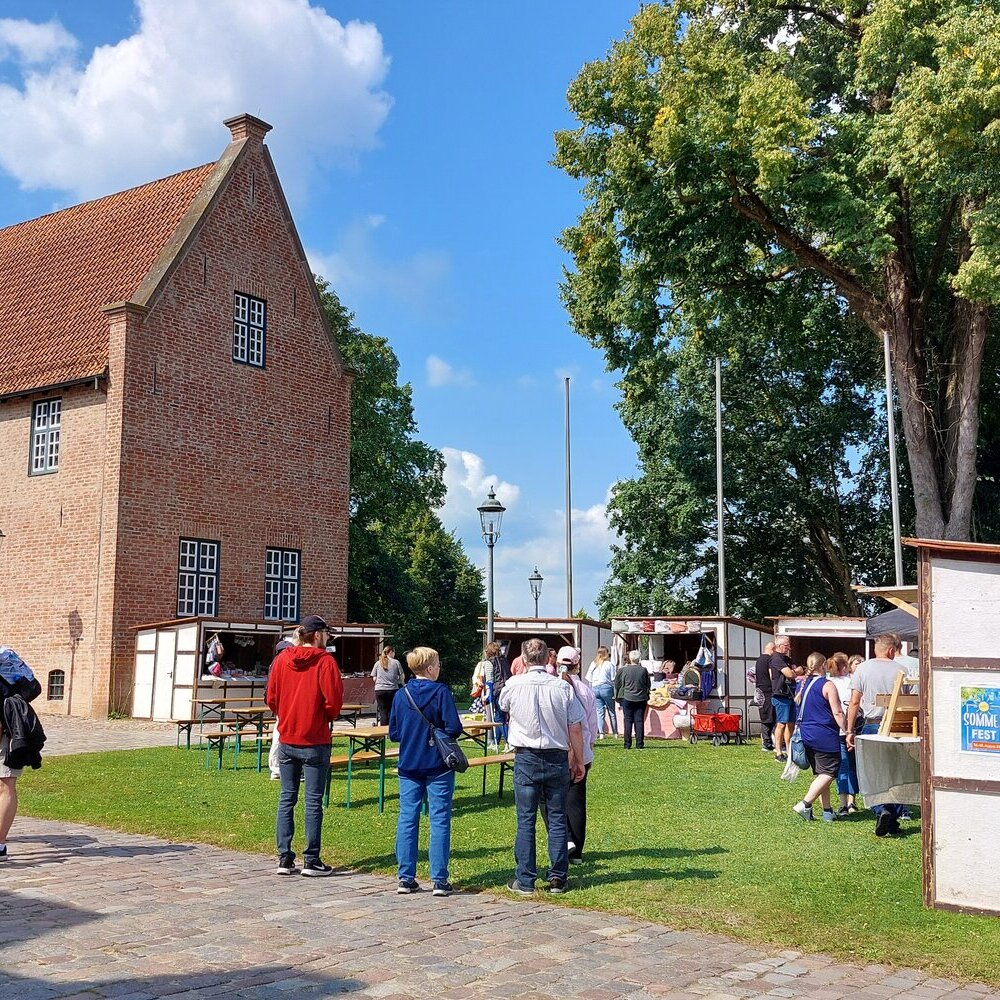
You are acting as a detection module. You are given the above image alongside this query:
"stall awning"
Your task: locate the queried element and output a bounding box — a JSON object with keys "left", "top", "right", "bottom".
{"left": 866, "top": 607, "right": 918, "bottom": 644}
{"left": 852, "top": 584, "right": 918, "bottom": 614}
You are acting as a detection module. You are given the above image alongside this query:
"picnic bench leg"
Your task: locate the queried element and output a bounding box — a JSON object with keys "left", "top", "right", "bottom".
{"left": 498, "top": 759, "right": 508, "bottom": 800}
{"left": 346, "top": 749, "right": 354, "bottom": 809}
{"left": 185, "top": 724, "right": 193, "bottom": 751}
{"left": 256, "top": 736, "right": 264, "bottom": 773}
{"left": 378, "top": 751, "right": 386, "bottom": 814}
{"left": 482, "top": 762, "right": 488, "bottom": 798}
{"left": 232, "top": 731, "right": 242, "bottom": 770}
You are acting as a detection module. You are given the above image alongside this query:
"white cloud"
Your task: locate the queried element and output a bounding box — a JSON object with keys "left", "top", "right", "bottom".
{"left": 438, "top": 448, "right": 520, "bottom": 526}
{"left": 0, "top": 18, "right": 76, "bottom": 64}
{"left": 426, "top": 354, "right": 475, "bottom": 388}
{"left": 307, "top": 214, "right": 451, "bottom": 315}
{"left": 0, "top": 0, "right": 392, "bottom": 198}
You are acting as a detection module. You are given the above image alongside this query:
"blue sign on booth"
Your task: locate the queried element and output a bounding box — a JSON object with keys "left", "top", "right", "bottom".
{"left": 961, "top": 687, "right": 1000, "bottom": 755}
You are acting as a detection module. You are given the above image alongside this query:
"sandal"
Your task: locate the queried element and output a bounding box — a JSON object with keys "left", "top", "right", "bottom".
{"left": 847, "top": 804, "right": 858, "bottom": 815}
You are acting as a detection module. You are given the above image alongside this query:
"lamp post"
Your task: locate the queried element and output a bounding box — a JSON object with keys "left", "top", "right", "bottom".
{"left": 478, "top": 487, "right": 506, "bottom": 645}
{"left": 528, "top": 566, "right": 543, "bottom": 617}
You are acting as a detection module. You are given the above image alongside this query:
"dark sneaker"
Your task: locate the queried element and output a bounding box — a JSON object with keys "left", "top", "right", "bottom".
{"left": 507, "top": 877, "right": 534, "bottom": 896}
{"left": 301, "top": 859, "right": 334, "bottom": 877}
{"left": 0, "top": 844, "right": 8, "bottom": 862}
{"left": 875, "top": 811, "right": 896, "bottom": 837}
{"left": 569, "top": 857, "right": 584, "bottom": 866}
{"left": 837, "top": 807, "right": 850, "bottom": 818}
{"left": 397, "top": 878, "right": 421, "bottom": 894}
{"left": 275, "top": 853, "right": 298, "bottom": 876}
{"left": 548, "top": 877, "right": 567, "bottom": 894}
{"left": 432, "top": 881, "right": 453, "bottom": 897}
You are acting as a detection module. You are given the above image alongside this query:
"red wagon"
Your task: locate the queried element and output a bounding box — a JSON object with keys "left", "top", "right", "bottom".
{"left": 688, "top": 708, "right": 745, "bottom": 746}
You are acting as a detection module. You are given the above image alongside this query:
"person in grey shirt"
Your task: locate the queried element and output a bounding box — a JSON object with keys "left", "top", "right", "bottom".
{"left": 615, "top": 650, "right": 651, "bottom": 749}
{"left": 846, "top": 632, "right": 906, "bottom": 837}
{"left": 498, "top": 637, "right": 585, "bottom": 896}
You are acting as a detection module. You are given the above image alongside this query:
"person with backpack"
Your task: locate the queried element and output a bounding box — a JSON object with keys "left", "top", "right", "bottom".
{"left": 389, "top": 646, "right": 464, "bottom": 896}
{"left": 0, "top": 647, "right": 45, "bottom": 862}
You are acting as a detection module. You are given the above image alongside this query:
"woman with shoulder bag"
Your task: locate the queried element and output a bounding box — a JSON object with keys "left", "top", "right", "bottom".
{"left": 790, "top": 652, "right": 850, "bottom": 823}
{"left": 388, "top": 646, "right": 463, "bottom": 897}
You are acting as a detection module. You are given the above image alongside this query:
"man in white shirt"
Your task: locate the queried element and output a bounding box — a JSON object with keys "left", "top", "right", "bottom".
{"left": 846, "top": 632, "right": 907, "bottom": 837}
{"left": 498, "top": 637, "right": 585, "bottom": 895}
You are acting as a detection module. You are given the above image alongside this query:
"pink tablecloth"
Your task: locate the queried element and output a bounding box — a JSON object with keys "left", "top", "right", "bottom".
{"left": 616, "top": 699, "right": 707, "bottom": 739}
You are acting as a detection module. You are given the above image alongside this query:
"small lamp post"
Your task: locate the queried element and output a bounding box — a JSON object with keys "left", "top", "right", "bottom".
{"left": 528, "top": 566, "right": 543, "bottom": 617}
{"left": 478, "top": 487, "right": 506, "bottom": 644}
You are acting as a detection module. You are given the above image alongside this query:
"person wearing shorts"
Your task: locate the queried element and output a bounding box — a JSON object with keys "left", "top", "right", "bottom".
{"left": 0, "top": 730, "right": 22, "bottom": 861}
{"left": 791, "top": 652, "right": 849, "bottom": 823}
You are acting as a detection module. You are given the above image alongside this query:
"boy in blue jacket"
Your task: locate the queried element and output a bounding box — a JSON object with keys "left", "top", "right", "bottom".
{"left": 388, "top": 646, "right": 463, "bottom": 896}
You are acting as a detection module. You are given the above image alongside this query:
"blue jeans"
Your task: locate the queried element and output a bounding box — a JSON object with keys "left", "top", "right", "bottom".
{"left": 861, "top": 723, "right": 904, "bottom": 821}
{"left": 593, "top": 684, "right": 617, "bottom": 735}
{"left": 512, "top": 749, "right": 569, "bottom": 888}
{"left": 396, "top": 769, "right": 455, "bottom": 884}
{"left": 277, "top": 743, "right": 331, "bottom": 863}
{"left": 837, "top": 737, "right": 859, "bottom": 796}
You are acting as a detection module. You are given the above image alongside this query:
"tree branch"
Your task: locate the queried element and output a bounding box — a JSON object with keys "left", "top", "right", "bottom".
{"left": 917, "top": 197, "right": 959, "bottom": 323}
{"left": 726, "top": 173, "right": 887, "bottom": 332}
{"left": 774, "top": 4, "right": 862, "bottom": 41}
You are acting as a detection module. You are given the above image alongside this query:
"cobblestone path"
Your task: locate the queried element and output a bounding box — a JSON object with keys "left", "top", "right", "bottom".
{"left": 1, "top": 818, "right": 995, "bottom": 999}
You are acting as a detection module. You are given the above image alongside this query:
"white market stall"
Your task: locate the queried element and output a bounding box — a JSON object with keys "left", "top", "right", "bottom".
{"left": 485, "top": 616, "right": 613, "bottom": 671}
{"left": 131, "top": 616, "right": 386, "bottom": 722}
{"left": 911, "top": 538, "right": 1000, "bottom": 917}
{"left": 610, "top": 616, "right": 773, "bottom": 739}
{"left": 771, "top": 615, "right": 873, "bottom": 665}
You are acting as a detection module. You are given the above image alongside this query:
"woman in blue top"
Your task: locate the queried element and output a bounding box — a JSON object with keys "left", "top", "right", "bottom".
{"left": 791, "top": 652, "right": 849, "bottom": 823}
{"left": 388, "top": 646, "right": 463, "bottom": 897}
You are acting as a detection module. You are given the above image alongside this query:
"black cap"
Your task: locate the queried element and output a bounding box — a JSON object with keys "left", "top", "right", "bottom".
{"left": 300, "top": 614, "right": 332, "bottom": 633}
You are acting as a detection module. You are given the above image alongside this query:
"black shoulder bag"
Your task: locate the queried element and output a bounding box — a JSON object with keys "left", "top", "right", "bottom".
{"left": 402, "top": 684, "right": 469, "bottom": 773}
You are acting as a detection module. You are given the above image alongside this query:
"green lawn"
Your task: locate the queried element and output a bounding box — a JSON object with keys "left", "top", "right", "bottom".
{"left": 17, "top": 737, "right": 999, "bottom": 985}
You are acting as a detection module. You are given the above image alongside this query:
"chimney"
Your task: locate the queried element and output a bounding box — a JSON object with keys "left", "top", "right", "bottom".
{"left": 223, "top": 113, "right": 272, "bottom": 144}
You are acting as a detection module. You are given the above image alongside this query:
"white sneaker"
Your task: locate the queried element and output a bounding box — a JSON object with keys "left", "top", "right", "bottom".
{"left": 567, "top": 840, "right": 577, "bottom": 853}
{"left": 792, "top": 801, "right": 814, "bottom": 821}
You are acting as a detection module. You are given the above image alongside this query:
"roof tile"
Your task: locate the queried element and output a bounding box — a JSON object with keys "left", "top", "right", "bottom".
{"left": 0, "top": 163, "right": 216, "bottom": 397}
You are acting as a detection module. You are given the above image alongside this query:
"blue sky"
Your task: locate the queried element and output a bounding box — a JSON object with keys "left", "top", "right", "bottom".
{"left": 0, "top": 0, "right": 640, "bottom": 618}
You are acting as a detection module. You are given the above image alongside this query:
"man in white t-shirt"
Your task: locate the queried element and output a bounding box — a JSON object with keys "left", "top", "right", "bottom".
{"left": 846, "top": 632, "right": 907, "bottom": 837}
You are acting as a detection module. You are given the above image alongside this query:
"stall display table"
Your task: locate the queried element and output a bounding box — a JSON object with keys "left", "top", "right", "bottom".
{"left": 857, "top": 734, "right": 921, "bottom": 807}
{"left": 615, "top": 698, "right": 708, "bottom": 739}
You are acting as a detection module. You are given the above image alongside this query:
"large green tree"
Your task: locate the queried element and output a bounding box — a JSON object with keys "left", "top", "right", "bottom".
{"left": 556, "top": 0, "right": 999, "bottom": 542}
{"left": 318, "top": 281, "right": 485, "bottom": 680}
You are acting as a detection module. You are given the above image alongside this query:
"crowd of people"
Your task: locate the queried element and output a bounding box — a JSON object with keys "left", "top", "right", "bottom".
{"left": 755, "top": 631, "right": 915, "bottom": 836}
{"left": 262, "top": 617, "right": 915, "bottom": 895}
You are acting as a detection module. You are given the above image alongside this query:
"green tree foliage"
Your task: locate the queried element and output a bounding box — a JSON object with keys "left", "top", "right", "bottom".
{"left": 556, "top": 0, "right": 1000, "bottom": 543}
{"left": 318, "top": 281, "right": 485, "bottom": 681}
{"left": 596, "top": 275, "right": 902, "bottom": 619}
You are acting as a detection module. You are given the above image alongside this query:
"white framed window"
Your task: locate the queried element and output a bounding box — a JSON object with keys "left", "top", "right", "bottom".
{"left": 177, "top": 538, "right": 220, "bottom": 617}
{"left": 233, "top": 291, "right": 266, "bottom": 368}
{"left": 264, "top": 547, "right": 300, "bottom": 621}
{"left": 30, "top": 398, "right": 62, "bottom": 475}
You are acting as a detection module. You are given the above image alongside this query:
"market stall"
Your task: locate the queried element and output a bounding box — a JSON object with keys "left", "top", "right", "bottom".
{"left": 610, "top": 616, "right": 773, "bottom": 738}
{"left": 486, "top": 616, "right": 613, "bottom": 670}
{"left": 131, "top": 617, "right": 386, "bottom": 721}
{"left": 909, "top": 538, "right": 1000, "bottom": 916}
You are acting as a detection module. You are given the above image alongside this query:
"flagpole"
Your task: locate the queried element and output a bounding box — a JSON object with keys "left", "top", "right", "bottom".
{"left": 565, "top": 376, "right": 574, "bottom": 617}
{"left": 715, "top": 357, "right": 727, "bottom": 618}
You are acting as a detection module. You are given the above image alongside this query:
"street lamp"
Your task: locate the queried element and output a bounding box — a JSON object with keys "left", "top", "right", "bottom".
{"left": 478, "top": 487, "right": 506, "bottom": 644}
{"left": 528, "top": 566, "right": 543, "bottom": 617}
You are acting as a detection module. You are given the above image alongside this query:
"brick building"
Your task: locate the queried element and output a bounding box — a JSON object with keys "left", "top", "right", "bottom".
{"left": 0, "top": 115, "right": 352, "bottom": 718}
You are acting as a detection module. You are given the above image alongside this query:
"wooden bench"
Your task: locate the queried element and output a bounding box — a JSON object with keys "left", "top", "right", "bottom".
{"left": 171, "top": 718, "right": 200, "bottom": 749}
{"left": 201, "top": 726, "right": 274, "bottom": 771}
{"left": 465, "top": 753, "right": 515, "bottom": 799}
{"left": 323, "top": 749, "right": 400, "bottom": 808}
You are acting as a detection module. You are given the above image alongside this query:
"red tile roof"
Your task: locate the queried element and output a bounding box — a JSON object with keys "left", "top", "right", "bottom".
{"left": 0, "top": 163, "right": 216, "bottom": 397}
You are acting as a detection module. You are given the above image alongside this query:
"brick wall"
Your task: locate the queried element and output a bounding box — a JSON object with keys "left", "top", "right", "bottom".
{"left": 108, "top": 138, "right": 351, "bottom": 711}
{"left": 0, "top": 384, "right": 117, "bottom": 717}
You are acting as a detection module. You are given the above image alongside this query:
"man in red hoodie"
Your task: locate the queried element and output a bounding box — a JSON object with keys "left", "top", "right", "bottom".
{"left": 266, "top": 615, "right": 343, "bottom": 876}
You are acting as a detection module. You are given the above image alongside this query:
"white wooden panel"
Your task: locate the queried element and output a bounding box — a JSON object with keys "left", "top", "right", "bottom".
{"left": 931, "top": 557, "right": 1000, "bottom": 658}
{"left": 931, "top": 670, "right": 1000, "bottom": 780}
{"left": 729, "top": 627, "right": 745, "bottom": 658}
{"left": 176, "top": 623, "right": 199, "bottom": 654}
{"left": 933, "top": 789, "right": 1000, "bottom": 913}
{"left": 729, "top": 661, "right": 748, "bottom": 697}
{"left": 174, "top": 652, "right": 196, "bottom": 686}
{"left": 136, "top": 631, "right": 157, "bottom": 652}
{"left": 173, "top": 688, "right": 192, "bottom": 721}
{"left": 151, "top": 630, "right": 177, "bottom": 721}
{"left": 131, "top": 651, "right": 155, "bottom": 718}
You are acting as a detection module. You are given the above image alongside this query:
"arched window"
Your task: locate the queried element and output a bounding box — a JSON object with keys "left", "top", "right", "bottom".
{"left": 47, "top": 669, "right": 65, "bottom": 701}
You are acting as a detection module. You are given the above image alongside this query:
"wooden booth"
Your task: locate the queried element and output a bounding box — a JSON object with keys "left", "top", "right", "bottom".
{"left": 131, "top": 617, "right": 386, "bottom": 722}
{"left": 911, "top": 538, "right": 1000, "bottom": 916}
{"left": 486, "top": 616, "right": 614, "bottom": 672}
{"left": 610, "top": 616, "right": 773, "bottom": 738}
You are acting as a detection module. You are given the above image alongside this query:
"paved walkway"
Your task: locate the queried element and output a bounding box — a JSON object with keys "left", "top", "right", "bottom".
{"left": 2, "top": 818, "right": 996, "bottom": 1000}
{"left": 39, "top": 716, "right": 179, "bottom": 756}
